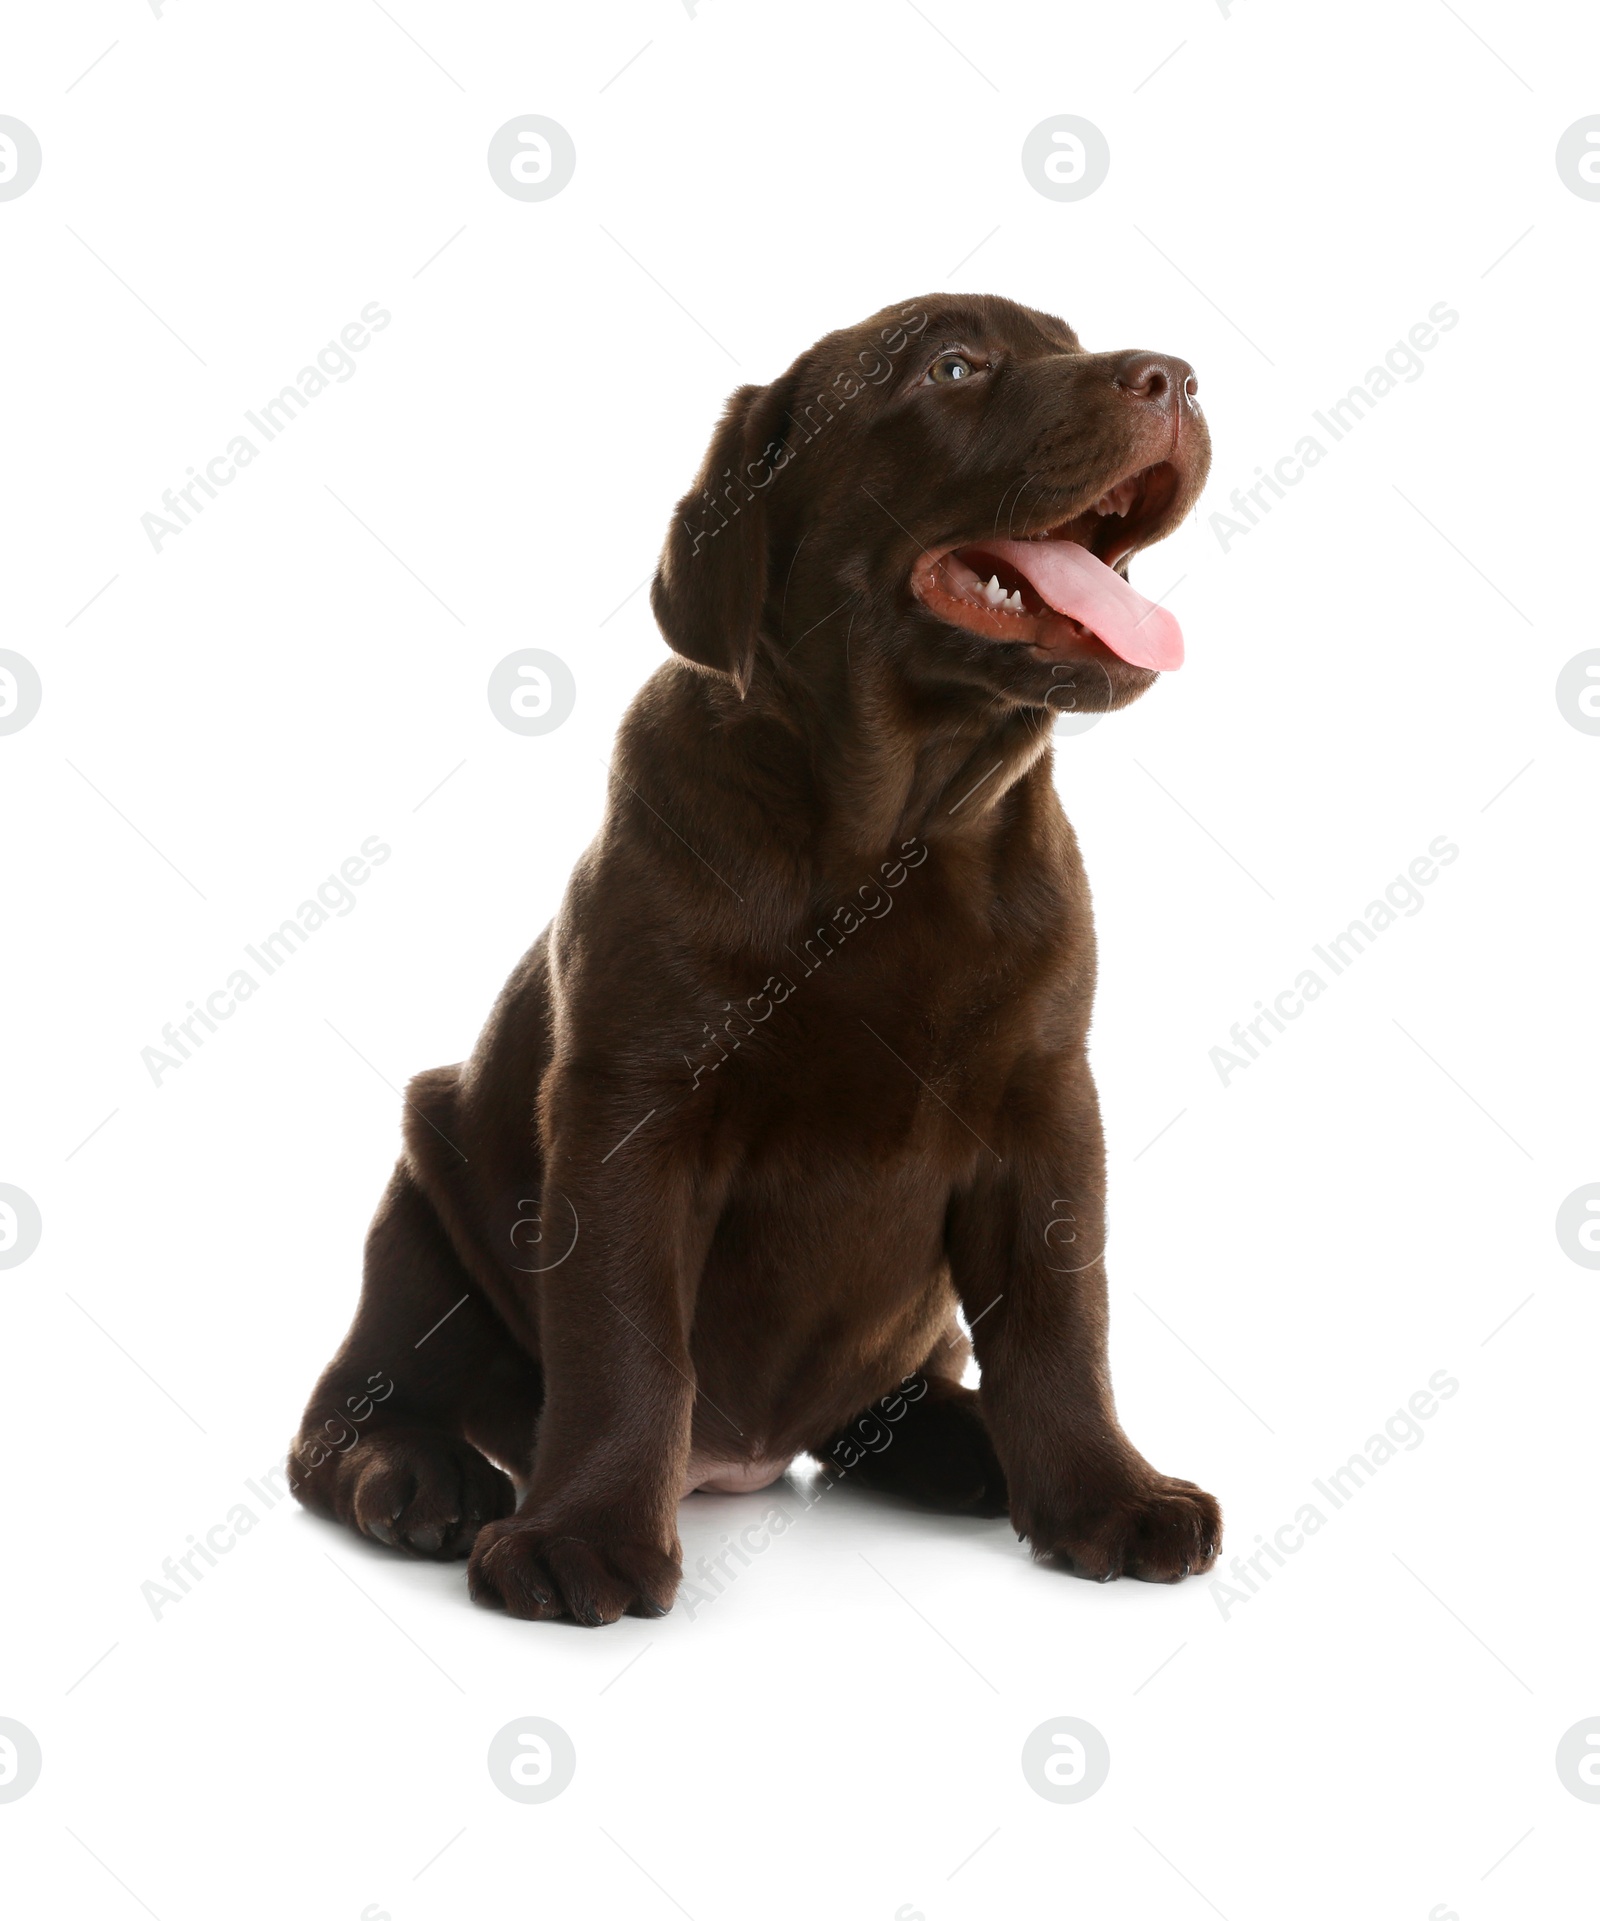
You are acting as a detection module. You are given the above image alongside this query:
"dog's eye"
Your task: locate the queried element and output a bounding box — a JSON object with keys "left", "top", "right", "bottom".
{"left": 927, "top": 353, "right": 977, "bottom": 384}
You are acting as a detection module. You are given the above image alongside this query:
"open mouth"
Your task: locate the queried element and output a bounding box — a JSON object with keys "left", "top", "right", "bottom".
{"left": 908, "top": 461, "right": 1185, "bottom": 673}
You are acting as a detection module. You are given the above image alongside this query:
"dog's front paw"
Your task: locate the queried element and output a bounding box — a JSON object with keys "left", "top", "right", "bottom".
{"left": 467, "top": 1515, "right": 681, "bottom": 1625}
{"left": 1022, "top": 1469, "right": 1221, "bottom": 1584}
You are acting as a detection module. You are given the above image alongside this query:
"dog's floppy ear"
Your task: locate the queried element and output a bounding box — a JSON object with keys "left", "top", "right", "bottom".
{"left": 651, "top": 379, "right": 792, "bottom": 697}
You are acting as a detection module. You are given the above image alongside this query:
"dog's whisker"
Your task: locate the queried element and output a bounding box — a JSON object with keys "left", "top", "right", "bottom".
{"left": 780, "top": 592, "right": 853, "bottom": 660}
{"left": 777, "top": 529, "right": 810, "bottom": 635}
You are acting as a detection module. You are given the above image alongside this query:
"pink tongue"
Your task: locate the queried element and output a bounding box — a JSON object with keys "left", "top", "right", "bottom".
{"left": 979, "top": 539, "right": 1183, "bottom": 672}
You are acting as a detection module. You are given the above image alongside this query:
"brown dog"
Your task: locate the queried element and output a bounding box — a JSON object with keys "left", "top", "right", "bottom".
{"left": 289, "top": 294, "right": 1222, "bottom": 1623}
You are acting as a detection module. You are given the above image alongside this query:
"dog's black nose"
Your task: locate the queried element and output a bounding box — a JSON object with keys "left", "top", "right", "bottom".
{"left": 1114, "top": 352, "right": 1197, "bottom": 410}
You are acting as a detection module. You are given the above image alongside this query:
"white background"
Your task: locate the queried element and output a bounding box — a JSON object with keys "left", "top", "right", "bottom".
{"left": 2, "top": 2, "right": 1596, "bottom": 1916}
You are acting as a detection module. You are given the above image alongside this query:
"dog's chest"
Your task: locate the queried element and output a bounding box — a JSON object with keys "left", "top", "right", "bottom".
{"left": 699, "top": 942, "right": 1049, "bottom": 1177}
{"left": 675, "top": 839, "right": 1080, "bottom": 1173}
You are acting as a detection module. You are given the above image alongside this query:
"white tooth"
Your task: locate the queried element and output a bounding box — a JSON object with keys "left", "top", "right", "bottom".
{"left": 985, "top": 574, "right": 1003, "bottom": 604}
{"left": 1005, "top": 590, "right": 1023, "bottom": 610}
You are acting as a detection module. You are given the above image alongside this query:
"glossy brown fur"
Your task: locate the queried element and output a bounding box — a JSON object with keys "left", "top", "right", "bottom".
{"left": 290, "top": 294, "right": 1223, "bottom": 1622}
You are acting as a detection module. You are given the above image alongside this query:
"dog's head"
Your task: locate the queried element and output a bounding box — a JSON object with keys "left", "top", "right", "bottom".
{"left": 651, "top": 295, "right": 1210, "bottom": 724}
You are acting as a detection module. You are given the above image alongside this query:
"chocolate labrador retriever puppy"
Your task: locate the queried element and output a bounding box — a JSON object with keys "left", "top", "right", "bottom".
{"left": 290, "top": 294, "right": 1221, "bottom": 1622}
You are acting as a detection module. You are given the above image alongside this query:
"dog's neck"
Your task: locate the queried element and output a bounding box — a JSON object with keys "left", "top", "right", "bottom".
{"left": 750, "top": 651, "right": 1056, "bottom": 875}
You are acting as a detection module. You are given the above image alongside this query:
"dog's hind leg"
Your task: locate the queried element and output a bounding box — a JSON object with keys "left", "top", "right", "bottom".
{"left": 820, "top": 1325, "right": 1009, "bottom": 1517}
{"left": 289, "top": 1161, "right": 540, "bottom": 1560}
